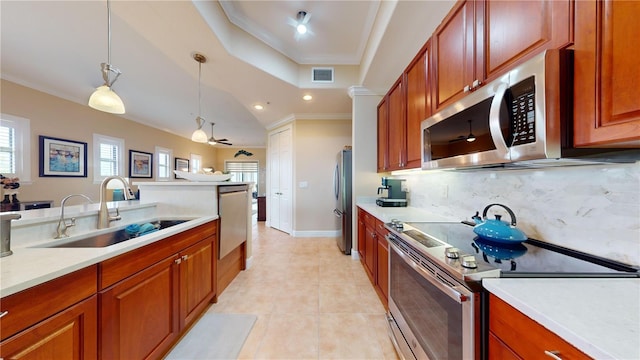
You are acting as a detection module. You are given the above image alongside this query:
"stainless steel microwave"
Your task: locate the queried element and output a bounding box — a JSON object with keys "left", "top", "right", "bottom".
{"left": 420, "top": 49, "right": 616, "bottom": 170}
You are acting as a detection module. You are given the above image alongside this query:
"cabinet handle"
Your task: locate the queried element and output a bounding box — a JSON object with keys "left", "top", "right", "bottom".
{"left": 464, "top": 85, "right": 471, "bottom": 93}
{"left": 472, "top": 79, "right": 482, "bottom": 89}
{"left": 182, "top": 255, "right": 188, "bottom": 261}
{"left": 0, "top": 310, "right": 8, "bottom": 318}
{"left": 175, "top": 258, "right": 182, "bottom": 265}
{"left": 544, "top": 350, "right": 562, "bottom": 360}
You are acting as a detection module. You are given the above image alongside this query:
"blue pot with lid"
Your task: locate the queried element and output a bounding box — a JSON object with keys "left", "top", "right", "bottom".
{"left": 471, "top": 203, "right": 528, "bottom": 244}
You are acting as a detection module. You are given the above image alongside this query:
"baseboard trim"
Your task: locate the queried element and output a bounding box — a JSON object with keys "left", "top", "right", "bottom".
{"left": 291, "top": 230, "right": 341, "bottom": 237}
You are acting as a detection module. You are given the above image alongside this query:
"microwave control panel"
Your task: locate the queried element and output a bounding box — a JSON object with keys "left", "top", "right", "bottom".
{"left": 508, "top": 76, "right": 536, "bottom": 146}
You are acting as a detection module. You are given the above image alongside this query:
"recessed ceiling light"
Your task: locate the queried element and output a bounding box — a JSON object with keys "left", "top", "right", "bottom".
{"left": 303, "top": 95, "right": 312, "bottom": 101}
{"left": 254, "top": 104, "right": 264, "bottom": 110}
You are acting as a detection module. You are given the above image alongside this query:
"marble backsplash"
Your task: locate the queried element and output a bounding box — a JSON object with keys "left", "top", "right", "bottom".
{"left": 400, "top": 162, "right": 640, "bottom": 266}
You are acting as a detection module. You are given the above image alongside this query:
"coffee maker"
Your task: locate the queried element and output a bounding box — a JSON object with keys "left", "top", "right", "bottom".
{"left": 376, "top": 177, "right": 407, "bottom": 207}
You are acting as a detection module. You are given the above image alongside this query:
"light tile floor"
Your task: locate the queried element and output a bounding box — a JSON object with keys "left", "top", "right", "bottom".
{"left": 207, "top": 221, "right": 400, "bottom": 360}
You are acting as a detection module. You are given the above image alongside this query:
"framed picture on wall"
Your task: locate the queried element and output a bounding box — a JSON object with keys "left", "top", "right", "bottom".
{"left": 129, "top": 150, "right": 153, "bottom": 178}
{"left": 175, "top": 158, "right": 189, "bottom": 178}
{"left": 39, "top": 135, "right": 87, "bottom": 177}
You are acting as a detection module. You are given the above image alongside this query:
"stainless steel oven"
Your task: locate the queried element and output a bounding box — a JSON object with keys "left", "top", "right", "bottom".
{"left": 384, "top": 221, "right": 639, "bottom": 360}
{"left": 387, "top": 238, "right": 479, "bottom": 359}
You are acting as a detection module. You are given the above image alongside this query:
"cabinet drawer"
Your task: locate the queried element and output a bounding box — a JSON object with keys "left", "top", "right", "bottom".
{"left": 0, "top": 265, "right": 98, "bottom": 341}
{"left": 375, "top": 219, "right": 388, "bottom": 238}
{"left": 489, "top": 294, "right": 591, "bottom": 360}
{"left": 363, "top": 211, "right": 376, "bottom": 228}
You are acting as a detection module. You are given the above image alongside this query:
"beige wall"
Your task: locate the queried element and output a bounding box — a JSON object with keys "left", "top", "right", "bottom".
{"left": 293, "top": 119, "right": 352, "bottom": 233}
{"left": 214, "top": 147, "right": 266, "bottom": 196}
{"left": 1, "top": 79, "right": 218, "bottom": 206}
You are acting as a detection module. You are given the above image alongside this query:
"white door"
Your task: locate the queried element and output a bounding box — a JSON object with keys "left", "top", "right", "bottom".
{"left": 268, "top": 126, "right": 292, "bottom": 233}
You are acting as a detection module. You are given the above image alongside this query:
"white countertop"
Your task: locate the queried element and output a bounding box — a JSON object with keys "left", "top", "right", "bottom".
{"left": 0, "top": 215, "right": 216, "bottom": 297}
{"left": 483, "top": 278, "right": 640, "bottom": 360}
{"left": 356, "top": 202, "right": 459, "bottom": 223}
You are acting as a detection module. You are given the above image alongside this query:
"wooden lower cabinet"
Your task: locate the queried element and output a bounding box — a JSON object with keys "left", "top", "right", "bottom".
{"left": 375, "top": 221, "right": 389, "bottom": 309}
{"left": 489, "top": 294, "right": 591, "bottom": 360}
{"left": 99, "top": 222, "right": 217, "bottom": 360}
{"left": 357, "top": 207, "right": 390, "bottom": 309}
{"left": 180, "top": 237, "right": 216, "bottom": 328}
{"left": 100, "top": 256, "right": 180, "bottom": 360}
{"left": 0, "top": 295, "right": 98, "bottom": 360}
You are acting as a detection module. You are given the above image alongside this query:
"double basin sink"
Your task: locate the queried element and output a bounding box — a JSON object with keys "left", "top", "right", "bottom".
{"left": 40, "top": 220, "right": 189, "bottom": 248}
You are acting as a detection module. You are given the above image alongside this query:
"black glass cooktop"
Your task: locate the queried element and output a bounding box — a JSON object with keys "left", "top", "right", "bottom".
{"left": 399, "top": 222, "right": 639, "bottom": 276}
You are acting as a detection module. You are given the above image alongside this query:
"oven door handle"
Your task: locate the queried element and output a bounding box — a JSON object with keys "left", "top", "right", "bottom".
{"left": 389, "top": 240, "right": 469, "bottom": 304}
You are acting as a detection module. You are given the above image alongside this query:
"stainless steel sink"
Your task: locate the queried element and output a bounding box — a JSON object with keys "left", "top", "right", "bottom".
{"left": 43, "top": 220, "right": 189, "bottom": 248}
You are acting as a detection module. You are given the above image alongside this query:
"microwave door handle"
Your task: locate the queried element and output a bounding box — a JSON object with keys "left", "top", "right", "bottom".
{"left": 388, "top": 239, "right": 468, "bottom": 304}
{"left": 489, "top": 82, "right": 509, "bottom": 156}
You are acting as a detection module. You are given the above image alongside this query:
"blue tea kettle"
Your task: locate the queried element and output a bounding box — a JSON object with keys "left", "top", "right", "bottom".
{"left": 471, "top": 204, "right": 527, "bottom": 243}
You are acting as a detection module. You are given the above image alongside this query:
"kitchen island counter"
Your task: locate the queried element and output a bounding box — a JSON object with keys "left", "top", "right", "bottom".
{"left": 0, "top": 213, "right": 217, "bottom": 297}
{"left": 483, "top": 278, "right": 640, "bottom": 360}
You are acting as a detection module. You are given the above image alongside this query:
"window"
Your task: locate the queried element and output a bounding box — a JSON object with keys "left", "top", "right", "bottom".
{"left": 155, "top": 146, "right": 172, "bottom": 181}
{"left": 190, "top": 153, "right": 202, "bottom": 173}
{"left": 93, "top": 134, "right": 124, "bottom": 183}
{"left": 225, "top": 161, "right": 259, "bottom": 193}
{"left": 0, "top": 114, "right": 31, "bottom": 182}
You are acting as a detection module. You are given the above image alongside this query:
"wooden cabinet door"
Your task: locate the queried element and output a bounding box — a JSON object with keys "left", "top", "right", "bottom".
{"left": 387, "top": 78, "right": 406, "bottom": 170}
{"left": 574, "top": 0, "right": 640, "bottom": 147}
{"left": 375, "top": 222, "right": 389, "bottom": 309}
{"left": 483, "top": 0, "right": 572, "bottom": 81}
{"left": 432, "top": 0, "right": 478, "bottom": 111}
{"left": 357, "top": 209, "right": 365, "bottom": 259}
{"left": 405, "top": 44, "right": 430, "bottom": 169}
{"left": 0, "top": 296, "right": 97, "bottom": 360}
{"left": 377, "top": 97, "right": 389, "bottom": 172}
{"left": 364, "top": 224, "right": 376, "bottom": 282}
{"left": 100, "top": 256, "right": 179, "bottom": 360}
{"left": 180, "top": 236, "right": 215, "bottom": 329}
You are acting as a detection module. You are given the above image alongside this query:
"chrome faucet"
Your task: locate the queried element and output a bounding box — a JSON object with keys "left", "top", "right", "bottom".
{"left": 98, "top": 176, "right": 134, "bottom": 229}
{"left": 1, "top": 212, "right": 21, "bottom": 257}
{"left": 55, "top": 194, "right": 93, "bottom": 239}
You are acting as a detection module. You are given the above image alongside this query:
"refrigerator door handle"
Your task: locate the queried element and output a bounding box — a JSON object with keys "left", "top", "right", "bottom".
{"left": 333, "top": 208, "right": 343, "bottom": 217}
{"left": 333, "top": 163, "right": 340, "bottom": 200}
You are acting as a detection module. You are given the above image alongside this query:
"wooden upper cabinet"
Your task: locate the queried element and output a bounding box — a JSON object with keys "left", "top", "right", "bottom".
{"left": 377, "top": 98, "right": 389, "bottom": 172}
{"left": 573, "top": 0, "right": 640, "bottom": 147}
{"left": 483, "top": 0, "right": 572, "bottom": 81}
{"left": 432, "top": 0, "right": 479, "bottom": 111}
{"left": 405, "top": 42, "right": 431, "bottom": 169}
{"left": 387, "top": 78, "right": 406, "bottom": 170}
{"left": 433, "top": 0, "right": 573, "bottom": 112}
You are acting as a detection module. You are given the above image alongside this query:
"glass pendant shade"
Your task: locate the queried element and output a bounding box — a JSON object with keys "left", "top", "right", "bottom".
{"left": 191, "top": 129, "right": 208, "bottom": 143}
{"left": 88, "top": 85, "right": 125, "bottom": 114}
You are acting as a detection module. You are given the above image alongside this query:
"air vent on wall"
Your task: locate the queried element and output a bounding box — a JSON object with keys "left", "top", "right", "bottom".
{"left": 312, "top": 67, "right": 334, "bottom": 83}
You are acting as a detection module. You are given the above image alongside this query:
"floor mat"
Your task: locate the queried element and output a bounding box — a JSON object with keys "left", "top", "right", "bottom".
{"left": 164, "top": 313, "right": 257, "bottom": 360}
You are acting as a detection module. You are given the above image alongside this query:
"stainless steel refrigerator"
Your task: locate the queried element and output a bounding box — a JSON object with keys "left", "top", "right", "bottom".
{"left": 333, "top": 149, "right": 352, "bottom": 255}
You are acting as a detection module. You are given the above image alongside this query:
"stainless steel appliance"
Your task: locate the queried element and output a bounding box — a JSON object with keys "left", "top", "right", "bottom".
{"left": 333, "top": 149, "right": 352, "bottom": 255}
{"left": 376, "top": 177, "right": 407, "bottom": 207}
{"left": 385, "top": 221, "right": 639, "bottom": 360}
{"left": 218, "top": 184, "right": 249, "bottom": 259}
{"left": 421, "top": 49, "right": 636, "bottom": 171}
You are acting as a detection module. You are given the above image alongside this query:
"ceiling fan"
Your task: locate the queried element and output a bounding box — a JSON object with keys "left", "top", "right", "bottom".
{"left": 207, "top": 122, "right": 232, "bottom": 146}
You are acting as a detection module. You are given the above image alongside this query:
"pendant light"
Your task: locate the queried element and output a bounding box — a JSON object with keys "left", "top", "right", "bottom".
{"left": 190, "top": 53, "right": 209, "bottom": 143}
{"left": 88, "top": 0, "right": 125, "bottom": 114}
